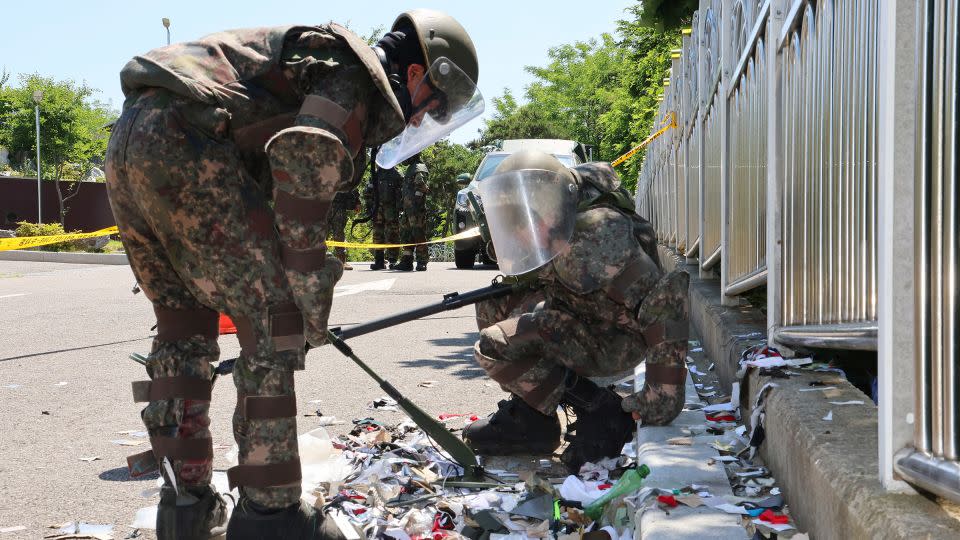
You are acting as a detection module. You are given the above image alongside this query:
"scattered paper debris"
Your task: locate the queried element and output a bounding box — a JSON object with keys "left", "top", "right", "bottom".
{"left": 53, "top": 382, "right": 68, "bottom": 387}
{"left": 714, "top": 503, "right": 749, "bottom": 515}
{"left": 110, "top": 440, "right": 144, "bottom": 447}
{"left": 798, "top": 386, "right": 837, "bottom": 392}
{"left": 829, "top": 400, "right": 865, "bottom": 406}
{"left": 1, "top": 526, "right": 26, "bottom": 533}
{"left": 2, "top": 385, "right": 21, "bottom": 389}
{"left": 79, "top": 456, "right": 101, "bottom": 462}
{"left": 823, "top": 410, "right": 833, "bottom": 421}
{"left": 417, "top": 381, "right": 438, "bottom": 388}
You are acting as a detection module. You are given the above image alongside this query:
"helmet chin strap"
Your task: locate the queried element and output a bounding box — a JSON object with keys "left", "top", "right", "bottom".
{"left": 373, "top": 45, "right": 415, "bottom": 122}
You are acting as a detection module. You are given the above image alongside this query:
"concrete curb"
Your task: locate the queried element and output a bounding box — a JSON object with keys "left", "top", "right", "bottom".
{"left": 634, "top": 367, "right": 748, "bottom": 539}
{"left": 0, "top": 250, "right": 129, "bottom": 265}
{"left": 677, "top": 247, "right": 960, "bottom": 539}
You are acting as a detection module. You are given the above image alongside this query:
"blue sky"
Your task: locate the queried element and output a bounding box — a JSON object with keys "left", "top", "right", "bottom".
{"left": 0, "top": 0, "right": 637, "bottom": 143}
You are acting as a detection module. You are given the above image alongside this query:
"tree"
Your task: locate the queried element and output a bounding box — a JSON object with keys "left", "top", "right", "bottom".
{"left": 479, "top": 89, "right": 568, "bottom": 146}
{"left": 632, "top": 0, "right": 698, "bottom": 31}
{"left": 474, "top": 3, "right": 681, "bottom": 193}
{"left": 420, "top": 140, "right": 483, "bottom": 234}
{"left": 0, "top": 74, "right": 116, "bottom": 225}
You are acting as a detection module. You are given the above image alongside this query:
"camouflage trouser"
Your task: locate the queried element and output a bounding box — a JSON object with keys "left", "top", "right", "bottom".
{"left": 399, "top": 197, "right": 429, "bottom": 263}
{"left": 106, "top": 89, "right": 303, "bottom": 508}
{"left": 326, "top": 200, "right": 350, "bottom": 260}
{"left": 474, "top": 271, "right": 689, "bottom": 424}
{"left": 371, "top": 215, "right": 400, "bottom": 261}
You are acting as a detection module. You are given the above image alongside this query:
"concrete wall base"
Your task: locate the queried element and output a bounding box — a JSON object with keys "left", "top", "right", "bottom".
{"left": 674, "top": 246, "right": 960, "bottom": 539}
{"left": 0, "top": 250, "right": 128, "bottom": 265}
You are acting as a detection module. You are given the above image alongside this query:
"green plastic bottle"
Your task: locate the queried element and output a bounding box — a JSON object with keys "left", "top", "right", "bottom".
{"left": 584, "top": 464, "right": 651, "bottom": 521}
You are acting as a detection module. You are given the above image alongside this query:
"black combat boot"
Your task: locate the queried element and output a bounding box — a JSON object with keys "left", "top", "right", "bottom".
{"left": 370, "top": 251, "right": 386, "bottom": 270}
{"left": 156, "top": 485, "right": 228, "bottom": 540}
{"left": 463, "top": 394, "right": 561, "bottom": 455}
{"left": 415, "top": 261, "right": 427, "bottom": 271}
{"left": 559, "top": 372, "right": 636, "bottom": 473}
{"left": 226, "top": 497, "right": 347, "bottom": 540}
{"left": 393, "top": 255, "right": 414, "bottom": 271}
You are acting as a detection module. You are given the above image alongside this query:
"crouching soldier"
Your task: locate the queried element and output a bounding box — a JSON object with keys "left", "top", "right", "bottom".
{"left": 464, "top": 150, "right": 689, "bottom": 472}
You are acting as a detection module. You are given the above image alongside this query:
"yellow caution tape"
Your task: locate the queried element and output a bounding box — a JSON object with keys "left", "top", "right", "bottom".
{"left": 1, "top": 225, "right": 481, "bottom": 253}
{"left": 610, "top": 112, "right": 678, "bottom": 168}
{"left": 0, "top": 226, "right": 119, "bottom": 251}
{"left": 328, "top": 227, "right": 481, "bottom": 249}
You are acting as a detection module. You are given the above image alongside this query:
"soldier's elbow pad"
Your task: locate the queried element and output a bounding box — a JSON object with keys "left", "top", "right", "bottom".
{"left": 267, "top": 126, "right": 354, "bottom": 201}
{"left": 268, "top": 126, "right": 355, "bottom": 248}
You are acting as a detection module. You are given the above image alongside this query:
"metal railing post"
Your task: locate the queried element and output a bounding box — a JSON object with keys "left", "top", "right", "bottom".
{"left": 720, "top": 0, "right": 737, "bottom": 305}
{"left": 877, "top": 0, "right": 919, "bottom": 492}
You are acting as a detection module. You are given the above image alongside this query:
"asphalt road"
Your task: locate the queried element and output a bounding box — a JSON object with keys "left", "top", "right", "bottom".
{"left": 0, "top": 260, "right": 508, "bottom": 538}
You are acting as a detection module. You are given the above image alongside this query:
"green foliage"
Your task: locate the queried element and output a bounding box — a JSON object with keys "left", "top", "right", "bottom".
{"left": 476, "top": 3, "right": 681, "bottom": 193}
{"left": 479, "top": 89, "right": 569, "bottom": 145}
{"left": 631, "top": 0, "right": 698, "bottom": 31}
{"left": 14, "top": 221, "right": 86, "bottom": 252}
{"left": 0, "top": 74, "right": 117, "bottom": 224}
{"left": 420, "top": 141, "right": 483, "bottom": 235}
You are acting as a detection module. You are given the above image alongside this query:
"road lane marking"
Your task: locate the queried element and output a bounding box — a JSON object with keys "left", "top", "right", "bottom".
{"left": 333, "top": 278, "right": 396, "bottom": 298}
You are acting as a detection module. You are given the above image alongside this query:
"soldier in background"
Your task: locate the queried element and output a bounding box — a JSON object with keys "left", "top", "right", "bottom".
{"left": 464, "top": 150, "right": 690, "bottom": 473}
{"left": 396, "top": 154, "right": 430, "bottom": 271}
{"left": 364, "top": 165, "right": 403, "bottom": 269}
{"left": 326, "top": 188, "right": 360, "bottom": 270}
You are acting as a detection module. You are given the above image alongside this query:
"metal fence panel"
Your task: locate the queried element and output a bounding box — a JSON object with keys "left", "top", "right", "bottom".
{"left": 725, "top": 7, "right": 769, "bottom": 294}
{"left": 777, "top": 0, "right": 878, "bottom": 344}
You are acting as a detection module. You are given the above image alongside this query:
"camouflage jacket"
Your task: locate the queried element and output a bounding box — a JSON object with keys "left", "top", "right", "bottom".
{"left": 120, "top": 24, "right": 405, "bottom": 195}
{"left": 536, "top": 163, "right": 664, "bottom": 337}
{"left": 402, "top": 163, "right": 430, "bottom": 202}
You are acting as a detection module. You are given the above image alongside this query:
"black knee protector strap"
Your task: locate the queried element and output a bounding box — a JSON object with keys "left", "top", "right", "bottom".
{"left": 238, "top": 394, "right": 298, "bottom": 420}
{"left": 132, "top": 375, "right": 213, "bottom": 402}
{"left": 227, "top": 461, "right": 302, "bottom": 490}
{"left": 154, "top": 306, "right": 219, "bottom": 341}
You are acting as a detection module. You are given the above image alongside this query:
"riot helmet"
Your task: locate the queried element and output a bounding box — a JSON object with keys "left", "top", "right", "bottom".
{"left": 477, "top": 150, "right": 579, "bottom": 276}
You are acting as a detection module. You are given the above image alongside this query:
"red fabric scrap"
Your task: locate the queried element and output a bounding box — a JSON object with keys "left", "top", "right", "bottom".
{"left": 657, "top": 495, "right": 679, "bottom": 508}
{"left": 598, "top": 483, "right": 613, "bottom": 490}
{"left": 706, "top": 414, "right": 737, "bottom": 422}
{"left": 218, "top": 314, "right": 237, "bottom": 335}
{"left": 759, "top": 509, "right": 789, "bottom": 524}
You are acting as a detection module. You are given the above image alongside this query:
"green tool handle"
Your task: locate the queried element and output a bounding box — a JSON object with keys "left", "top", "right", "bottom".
{"left": 326, "top": 330, "right": 483, "bottom": 479}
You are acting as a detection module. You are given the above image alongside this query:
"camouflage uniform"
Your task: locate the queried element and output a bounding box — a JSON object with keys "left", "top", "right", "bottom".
{"left": 327, "top": 188, "right": 360, "bottom": 262}
{"left": 400, "top": 161, "right": 430, "bottom": 264}
{"left": 364, "top": 166, "right": 402, "bottom": 262}
{"left": 474, "top": 163, "right": 690, "bottom": 426}
{"left": 105, "top": 25, "right": 404, "bottom": 509}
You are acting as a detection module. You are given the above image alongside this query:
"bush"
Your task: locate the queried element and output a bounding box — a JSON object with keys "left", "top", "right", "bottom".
{"left": 14, "top": 221, "right": 87, "bottom": 252}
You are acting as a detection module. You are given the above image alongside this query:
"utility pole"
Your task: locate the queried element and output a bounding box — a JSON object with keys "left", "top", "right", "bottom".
{"left": 32, "top": 90, "right": 42, "bottom": 223}
{"left": 162, "top": 18, "right": 171, "bottom": 45}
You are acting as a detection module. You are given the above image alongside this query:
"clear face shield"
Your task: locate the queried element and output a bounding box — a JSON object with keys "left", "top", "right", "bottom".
{"left": 476, "top": 169, "right": 579, "bottom": 276}
{"left": 376, "top": 57, "right": 484, "bottom": 169}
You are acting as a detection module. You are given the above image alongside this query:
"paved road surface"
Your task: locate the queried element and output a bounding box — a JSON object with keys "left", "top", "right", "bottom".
{"left": 0, "top": 260, "right": 507, "bottom": 537}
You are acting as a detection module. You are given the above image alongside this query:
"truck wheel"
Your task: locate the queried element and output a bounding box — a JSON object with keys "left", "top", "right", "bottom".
{"left": 455, "top": 249, "right": 476, "bottom": 269}
{"left": 480, "top": 242, "right": 497, "bottom": 266}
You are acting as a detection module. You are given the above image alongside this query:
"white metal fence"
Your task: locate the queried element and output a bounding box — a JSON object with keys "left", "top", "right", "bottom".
{"left": 636, "top": 0, "right": 960, "bottom": 500}
{"left": 638, "top": 0, "right": 878, "bottom": 349}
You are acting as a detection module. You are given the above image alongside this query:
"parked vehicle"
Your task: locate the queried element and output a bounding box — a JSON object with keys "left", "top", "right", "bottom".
{"left": 452, "top": 139, "right": 590, "bottom": 269}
